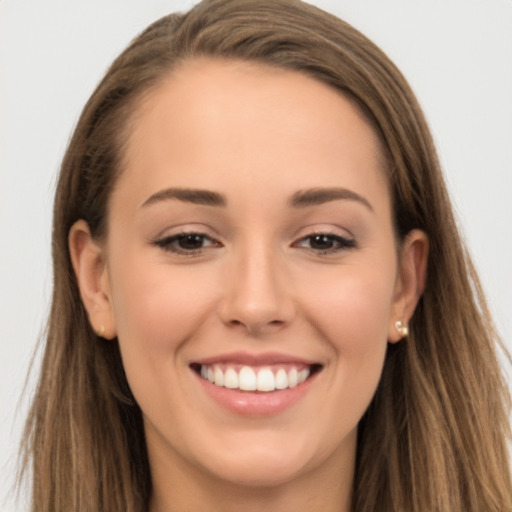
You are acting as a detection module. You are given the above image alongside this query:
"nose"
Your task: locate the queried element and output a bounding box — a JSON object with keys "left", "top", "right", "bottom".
{"left": 218, "top": 245, "right": 295, "bottom": 336}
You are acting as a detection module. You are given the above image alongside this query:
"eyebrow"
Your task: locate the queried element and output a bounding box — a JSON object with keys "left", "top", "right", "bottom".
{"left": 289, "top": 187, "right": 373, "bottom": 211}
{"left": 141, "top": 187, "right": 227, "bottom": 208}
{"left": 141, "top": 186, "right": 373, "bottom": 211}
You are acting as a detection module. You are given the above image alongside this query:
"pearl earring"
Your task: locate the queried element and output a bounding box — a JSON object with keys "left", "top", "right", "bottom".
{"left": 395, "top": 320, "right": 409, "bottom": 338}
{"left": 95, "top": 325, "right": 105, "bottom": 338}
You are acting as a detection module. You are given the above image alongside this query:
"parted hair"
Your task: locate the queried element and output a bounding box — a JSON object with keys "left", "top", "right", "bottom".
{"left": 20, "top": 0, "right": 512, "bottom": 510}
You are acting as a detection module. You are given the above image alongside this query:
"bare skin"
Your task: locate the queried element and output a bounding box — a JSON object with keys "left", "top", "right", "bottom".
{"left": 70, "top": 58, "right": 428, "bottom": 512}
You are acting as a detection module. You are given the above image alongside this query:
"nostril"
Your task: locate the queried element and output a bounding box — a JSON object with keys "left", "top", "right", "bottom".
{"left": 227, "top": 319, "right": 249, "bottom": 332}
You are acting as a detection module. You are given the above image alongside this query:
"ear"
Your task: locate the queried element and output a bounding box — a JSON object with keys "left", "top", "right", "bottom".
{"left": 68, "top": 220, "right": 116, "bottom": 339}
{"left": 388, "top": 229, "right": 429, "bottom": 343}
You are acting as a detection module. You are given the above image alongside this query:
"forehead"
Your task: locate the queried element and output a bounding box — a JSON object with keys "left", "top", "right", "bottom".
{"left": 114, "top": 57, "right": 390, "bottom": 211}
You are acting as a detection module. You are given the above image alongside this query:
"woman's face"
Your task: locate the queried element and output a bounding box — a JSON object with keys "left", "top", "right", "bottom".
{"left": 75, "top": 59, "right": 425, "bottom": 491}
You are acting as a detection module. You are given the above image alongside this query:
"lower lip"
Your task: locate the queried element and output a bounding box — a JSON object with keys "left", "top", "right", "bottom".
{"left": 194, "top": 371, "right": 317, "bottom": 416}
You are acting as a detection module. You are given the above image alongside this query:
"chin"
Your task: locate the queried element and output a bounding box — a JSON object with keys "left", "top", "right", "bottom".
{"left": 207, "top": 454, "right": 309, "bottom": 488}
{"left": 192, "top": 431, "right": 325, "bottom": 488}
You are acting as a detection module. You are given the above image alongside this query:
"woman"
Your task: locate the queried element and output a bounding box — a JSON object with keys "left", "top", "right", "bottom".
{"left": 20, "top": 0, "right": 512, "bottom": 510}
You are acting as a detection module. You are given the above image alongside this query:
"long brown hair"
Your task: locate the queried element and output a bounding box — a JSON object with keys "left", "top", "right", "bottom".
{"left": 20, "top": 1, "right": 512, "bottom": 510}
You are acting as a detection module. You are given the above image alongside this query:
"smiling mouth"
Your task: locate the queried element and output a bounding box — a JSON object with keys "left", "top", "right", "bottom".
{"left": 190, "top": 363, "right": 323, "bottom": 392}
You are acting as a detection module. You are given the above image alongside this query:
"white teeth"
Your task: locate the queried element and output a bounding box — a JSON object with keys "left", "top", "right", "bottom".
{"left": 198, "top": 363, "right": 314, "bottom": 392}
{"left": 275, "top": 368, "right": 288, "bottom": 389}
{"left": 298, "top": 368, "right": 310, "bottom": 384}
{"left": 214, "top": 365, "right": 224, "bottom": 386}
{"left": 288, "top": 367, "right": 298, "bottom": 388}
{"left": 239, "top": 366, "right": 257, "bottom": 390}
{"left": 224, "top": 367, "right": 238, "bottom": 389}
{"left": 256, "top": 367, "right": 275, "bottom": 392}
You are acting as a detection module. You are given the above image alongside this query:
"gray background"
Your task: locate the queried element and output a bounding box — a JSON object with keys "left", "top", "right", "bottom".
{"left": 1, "top": 1, "right": 511, "bottom": 510}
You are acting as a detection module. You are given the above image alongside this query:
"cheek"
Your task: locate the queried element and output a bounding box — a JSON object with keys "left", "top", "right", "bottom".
{"left": 106, "top": 252, "right": 220, "bottom": 407}
{"left": 109, "top": 254, "right": 211, "bottom": 346}
{"left": 107, "top": 255, "right": 219, "bottom": 422}
{"left": 299, "top": 261, "right": 395, "bottom": 410}
{"left": 302, "top": 263, "right": 395, "bottom": 348}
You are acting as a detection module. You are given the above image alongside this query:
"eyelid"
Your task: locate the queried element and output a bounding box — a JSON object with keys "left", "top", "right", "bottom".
{"left": 152, "top": 222, "right": 219, "bottom": 240}
{"left": 151, "top": 230, "right": 222, "bottom": 257}
{"left": 293, "top": 230, "right": 357, "bottom": 254}
{"left": 291, "top": 221, "right": 355, "bottom": 239}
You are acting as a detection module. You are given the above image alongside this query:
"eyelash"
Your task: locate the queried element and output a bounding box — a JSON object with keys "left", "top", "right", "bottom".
{"left": 152, "top": 231, "right": 356, "bottom": 257}
{"left": 294, "top": 232, "right": 356, "bottom": 254}
{"left": 152, "top": 232, "right": 221, "bottom": 257}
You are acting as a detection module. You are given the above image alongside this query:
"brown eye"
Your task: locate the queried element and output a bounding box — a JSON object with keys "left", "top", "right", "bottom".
{"left": 152, "top": 232, "right": 221, "bottom": 255}
{"left": 177, "top": 234, "right": 207, "bottom": 250}
{"left": 309, "top": 234, "right": 337, "bottom": 251}
{"left": 295, "top": 233, "right": 356, "bottom": 254}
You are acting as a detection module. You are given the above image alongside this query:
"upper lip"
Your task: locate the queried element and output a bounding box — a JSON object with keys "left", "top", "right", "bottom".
{"left": 191, "top": 351, "right": 320, "bottom": 367}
